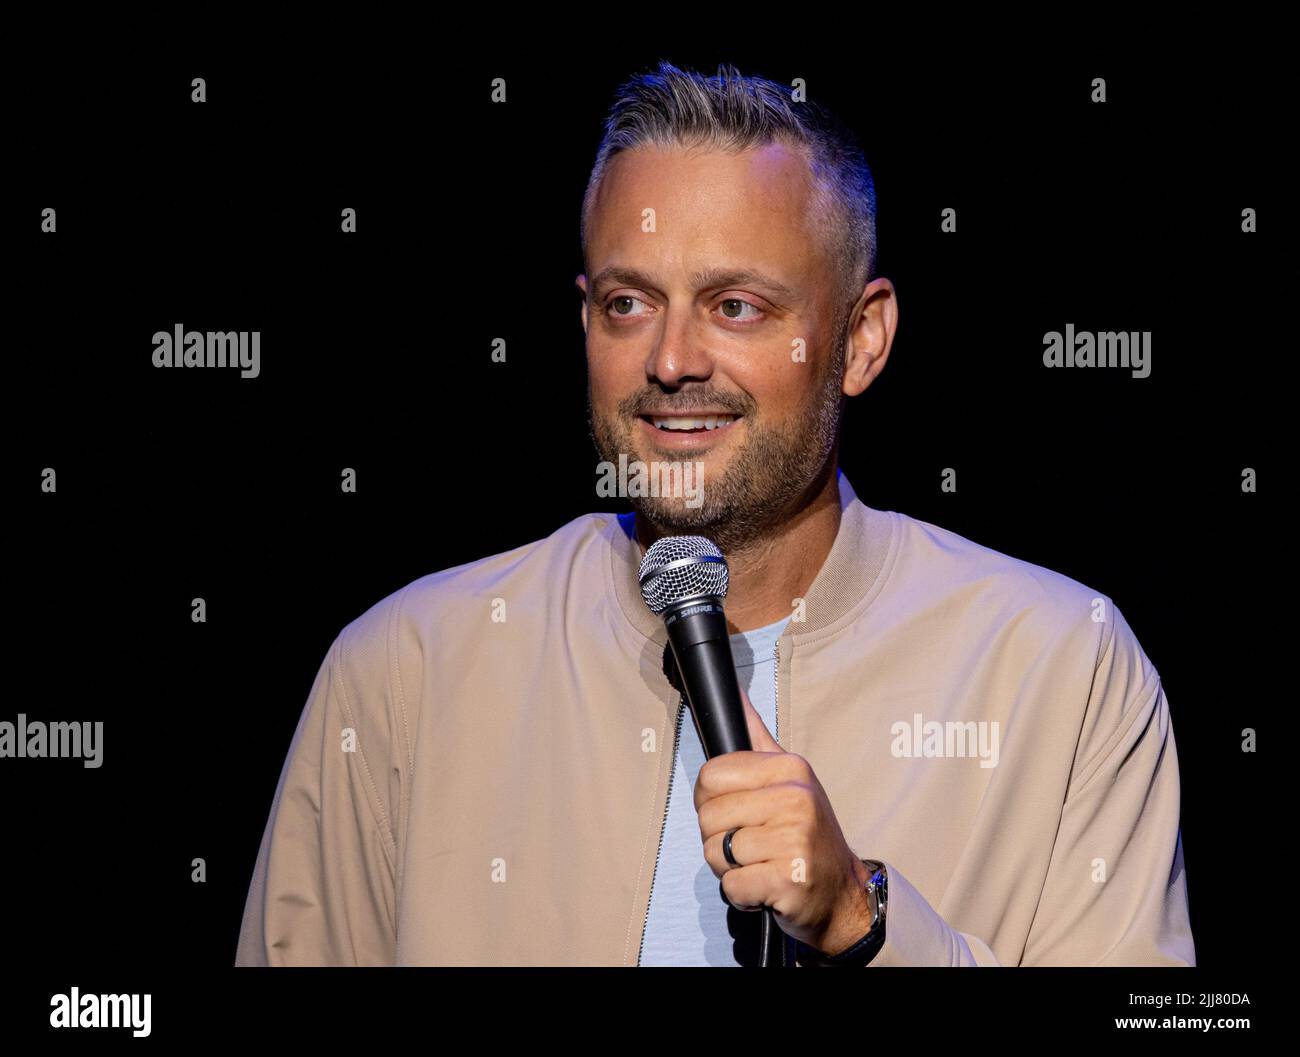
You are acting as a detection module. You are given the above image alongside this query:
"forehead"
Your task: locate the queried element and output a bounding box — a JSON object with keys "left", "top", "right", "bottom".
{"left": 587, "top": 141, "right": 823, "bottom": 274}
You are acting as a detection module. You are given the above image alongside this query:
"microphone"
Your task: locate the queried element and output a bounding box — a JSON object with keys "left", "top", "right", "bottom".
{"left": 638, "top": 535, "right": 787, "bottom": 967}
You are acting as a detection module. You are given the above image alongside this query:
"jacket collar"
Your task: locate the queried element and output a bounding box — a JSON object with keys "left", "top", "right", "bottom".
{"left": 606, "top": 468, "right": 897, "bottom": 642}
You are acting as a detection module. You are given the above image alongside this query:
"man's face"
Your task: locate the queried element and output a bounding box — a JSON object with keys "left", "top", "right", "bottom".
{"left": 578, "top": 141, "right": 850, "bottom": 554}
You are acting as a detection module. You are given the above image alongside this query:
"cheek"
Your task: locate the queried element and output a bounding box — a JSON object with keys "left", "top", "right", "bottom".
{"left": 586, "top": 372, "right": 621, "bottom": 414}
{"left": 742, "top": 364, "right": 799, "bottom": 417}
{"left": 585, "top": 350, "right": 615, "bottom": 391}
{"left": 728, "top": 334, "right": 802, "bottom": 389}
{"left": 588, "top": 349, "right": 644, "bottom": 403}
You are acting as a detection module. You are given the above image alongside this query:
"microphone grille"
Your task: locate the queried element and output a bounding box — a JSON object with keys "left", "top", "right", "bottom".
{"left": 638, "top": 535, "right": 729, "bottom": 614}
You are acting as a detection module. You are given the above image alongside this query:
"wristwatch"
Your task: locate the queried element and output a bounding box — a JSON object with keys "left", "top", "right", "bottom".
{"left": 793, "top": 859, "right": 888, "bottom": 966}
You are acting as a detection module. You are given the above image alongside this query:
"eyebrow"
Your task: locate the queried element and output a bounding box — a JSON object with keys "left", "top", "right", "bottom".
{"left": 589, "top": 265, "right": 800, "bottom": 303}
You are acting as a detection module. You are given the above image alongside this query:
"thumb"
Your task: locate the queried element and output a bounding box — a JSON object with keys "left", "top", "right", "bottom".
{"left": 739, "top": 683, "right": 782, "bottom": 753}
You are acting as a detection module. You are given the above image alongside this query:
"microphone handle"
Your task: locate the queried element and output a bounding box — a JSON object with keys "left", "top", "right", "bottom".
{"left": 663, "top": 598, "right": 749, "bottom": 757}
{"left": 662, "top": 600, "right": 787, "bottom": 966}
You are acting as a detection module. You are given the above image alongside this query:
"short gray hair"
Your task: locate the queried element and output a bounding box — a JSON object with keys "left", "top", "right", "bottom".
{"left": 580, "top": 61, "right": 878, "bottom": 314}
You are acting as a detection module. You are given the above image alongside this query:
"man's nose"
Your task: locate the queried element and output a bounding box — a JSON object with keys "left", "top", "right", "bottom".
{"left": 644, "top": 306, "right": 714, "bottom": 388}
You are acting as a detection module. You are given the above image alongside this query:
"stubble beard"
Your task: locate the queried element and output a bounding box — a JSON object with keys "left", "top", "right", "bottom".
{"left": 588, "top": 318, "right": 849, "bottom": 556}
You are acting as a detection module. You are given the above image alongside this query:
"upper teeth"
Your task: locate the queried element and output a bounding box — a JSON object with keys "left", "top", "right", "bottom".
{"left": 651, "top": 415, "right": 739, "bottom": 431}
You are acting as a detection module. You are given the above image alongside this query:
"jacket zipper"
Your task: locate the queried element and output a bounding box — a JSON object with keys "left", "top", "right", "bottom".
{"left": 773, "top": 637, "right": 786, "bottom": 965}
{"left": 636, "top": 636, "right": 784, "bottom": 965}
{"left": 636, "top": 696, "right": 685, "bottom": 966}
{"left": 774, "top": 640, "right": 780, "bottom": 747}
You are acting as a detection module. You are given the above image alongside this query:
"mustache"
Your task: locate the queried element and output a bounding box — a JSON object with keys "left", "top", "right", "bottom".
{"left": 618, "top": 392, "right": 752, "bottom": 417}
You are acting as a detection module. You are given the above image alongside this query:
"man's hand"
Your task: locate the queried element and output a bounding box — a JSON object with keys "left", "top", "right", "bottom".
{"left": 694, "top": 685, "right": 876, "bottom": 956}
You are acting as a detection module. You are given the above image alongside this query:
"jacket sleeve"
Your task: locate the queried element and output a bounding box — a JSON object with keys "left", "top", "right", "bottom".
{"left": 867, "top": 604, "right": 1195, "bottom": 967}
{"left": 234, "top": 630, "right": 400, "bottom": 966}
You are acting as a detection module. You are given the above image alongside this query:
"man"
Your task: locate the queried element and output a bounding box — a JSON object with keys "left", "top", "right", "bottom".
{"left": 235, "top": 61, "right": 1194, "bottom": 966}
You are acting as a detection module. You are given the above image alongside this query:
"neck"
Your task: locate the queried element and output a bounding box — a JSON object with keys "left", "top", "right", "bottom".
{"left": 634, "top": 461, "right": 843, "bottom": 634}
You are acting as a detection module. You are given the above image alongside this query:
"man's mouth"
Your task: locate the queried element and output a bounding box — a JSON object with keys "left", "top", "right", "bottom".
{"left": 639, "top": 413, "right": 742, "bottom": 434}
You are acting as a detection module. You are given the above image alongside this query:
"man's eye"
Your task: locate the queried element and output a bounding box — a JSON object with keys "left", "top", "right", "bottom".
{"left": 718, "top": 298, "right": 761, "bottom": 321}
{"left": 609, "top": 295, "right": 650, "bottom": 316}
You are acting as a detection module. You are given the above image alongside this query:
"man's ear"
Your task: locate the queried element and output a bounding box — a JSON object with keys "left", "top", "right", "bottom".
{"left": 576, "top": 274, "right": 589, "bottom": 334}
{"left": 842, "top": 277, "right": 898, "bottom": 398}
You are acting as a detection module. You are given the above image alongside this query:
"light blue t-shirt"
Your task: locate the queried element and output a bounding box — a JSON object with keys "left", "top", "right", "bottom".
{"left": 638, "top": 613, "right": 791, "bottom": 966}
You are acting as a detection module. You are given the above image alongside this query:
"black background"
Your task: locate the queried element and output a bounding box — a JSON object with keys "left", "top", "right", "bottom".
{"left": 6, "top": 21, "right": 1280, "bottom": 1039}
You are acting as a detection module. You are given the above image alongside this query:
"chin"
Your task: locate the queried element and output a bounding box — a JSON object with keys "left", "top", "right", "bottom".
{"left": 634, "top": 497, "right": 718, "bottom": 530}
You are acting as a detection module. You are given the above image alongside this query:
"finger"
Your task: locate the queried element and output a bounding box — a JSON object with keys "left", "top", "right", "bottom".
{"left": 701, "top": 820, "right": 784, "bottom": 879}
{"left": 719, "top": 877, "right": 764, "bottom": 913}
{"left": 739, "top": 683, "right": 782, "bottom": 753}
{"left": 694, "top": 752, "right": 803, "bottom": 810}
{"left": 719, "top": 860, "right": 777, "bottom": 912}
{"left": 696, "top": 780, "right": 797, "bottom": 837}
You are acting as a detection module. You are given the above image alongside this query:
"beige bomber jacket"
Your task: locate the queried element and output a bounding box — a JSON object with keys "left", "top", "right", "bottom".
{"left": 235, "top": 470, "right": 1195, "bottom": 966}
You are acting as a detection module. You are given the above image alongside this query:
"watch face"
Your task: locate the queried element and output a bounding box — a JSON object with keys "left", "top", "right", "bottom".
{"left": 865, "top": 861, "right": 887, "bottom": 918}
